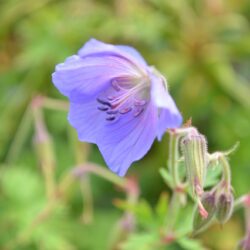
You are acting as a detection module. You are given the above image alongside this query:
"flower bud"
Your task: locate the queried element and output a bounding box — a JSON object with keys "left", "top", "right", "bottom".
{"left": 215, "top": 192, "right": 234, "bottom": 224}
{"left": 193, "top": 191, "right": 216, "bottom": 234}
{"left": 181, "top": 133, "right": 208, "bottom": 197}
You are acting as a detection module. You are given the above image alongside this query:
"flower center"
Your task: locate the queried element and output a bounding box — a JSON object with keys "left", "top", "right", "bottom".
{"left": 97, "top": 76, "right": 150, "bottom": 121}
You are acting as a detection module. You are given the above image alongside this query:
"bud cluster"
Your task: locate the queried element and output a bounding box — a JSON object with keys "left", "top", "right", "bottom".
{"left": 171, "top": 126, "right": 235, "bottom": 234}
{"left": 193, "top": 183, "right": 234, "bottom": 234}
{"left": 166, "top": 124, "right": 245, "bottom": 250}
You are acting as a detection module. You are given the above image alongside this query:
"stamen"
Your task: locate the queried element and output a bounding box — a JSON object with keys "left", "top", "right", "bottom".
{"left": 98, "top": 106, "right": 109, "bottom": 111}
{"left": 97, "top": 97, "right": 111, "bottom": 107}
{"left": 98, "top": 76, "right": 150, "bottom": 121}
{"left": 111, "top": 80, "right": 121, "bottom": 91}
{"left": 133, "top": 107, "right": 144, "bottom": 117}
{"left": 111, "top": 77, "right": 135, "bottom": 90}
{"left": 107, "top": 95, "right": 116, "bottom": 100}
{"left": 106, "top": 115, "right": 116, "bottom": 121}
{"left": 107, "top": 110, "right": 118, "bottom": 115}
{"left": 119, "top": 107, "right": 132, "bottom": 114}
{"left": 134, "top": 99, "right": 146, "bottom": 106}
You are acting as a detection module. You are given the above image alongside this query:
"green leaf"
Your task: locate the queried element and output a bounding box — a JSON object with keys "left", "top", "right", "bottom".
{"left": 174, "top": 204, "right": 193, "bottom": 236}
{"left": 114, "top": 199, "right": 153, "bottom": 227}
{"left": 155, "top": 192, "right": 168, "bottom": 223}
{"left": 178, "top": 237, "right": 206, "bottom": 250}
{"left": 120, "top": 232, "right": 159, "bottom": 250}
{"left": 205, "top": 164, "right": 222, "bottom": 188}
{"left": 137, "top": 200, "right": 154, "bottom": 225}
{"left": 1, "top": 166, "right": 45, "bottom": 205}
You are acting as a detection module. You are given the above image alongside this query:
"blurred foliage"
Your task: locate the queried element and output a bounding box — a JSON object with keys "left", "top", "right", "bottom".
{"left": 0, "top": 0, "right": 250, "bottom": 249}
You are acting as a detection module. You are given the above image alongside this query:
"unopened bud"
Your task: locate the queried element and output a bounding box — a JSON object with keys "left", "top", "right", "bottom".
{"left": 193, "top": 192, "right": 216, "bottom": 234}
{"left": 215, "top": 192, "right": 234, "bottom": 224}
{"left": 181, "top": 133, "right": 208, "bottom": 197}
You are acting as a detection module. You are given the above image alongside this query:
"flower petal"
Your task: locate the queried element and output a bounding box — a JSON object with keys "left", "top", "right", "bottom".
{"left": 150, "top": 74, "right": 172, "bottom": 109}
{"left": 52, "top": 54, "right": 141, "bottom": 100}
{"left": 116, "top": 45, "right": 147, "bottom": 66}
{"left": 149, "top": 73, "right": 182, "bottom": 139}
{"left": 97, "top": 103, "right": 158, "bottom": 176}
{"left": 78, "top": 38, "right": 147, "bottom": 68}
{"left": 68, "top": 97, "right": 105, "bottom": 143}
{"left": 78, "top": 38, "right": 115, "bottom": 57}
{"left": 157, "top": 98, "right": 183, "bottom": 140}
{"left": 52, "top": 38, "right": 183, "bottom": 177}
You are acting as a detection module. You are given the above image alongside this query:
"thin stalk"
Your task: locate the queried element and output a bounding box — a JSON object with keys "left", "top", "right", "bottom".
{"left": 164, "top": 127, "right": 199, "bottom": 237}
{"left": 234, "top": 195, "right": 250, "bottom": 211}
{"left": 70, "top": 127, "right": 93, "bottom": 224}
{"left": 218, "top": 155, "right": 231, "bottom": 193}
{"left": 72, "top": 164, "right": 126, "bottom": 189}
{"left": 42, "top": 97, "right": 69, "bottom": 111}
{"left": 80, "top": 176, "right": 93, "bottom": 223}
{"left": 6, "top": 106, "right": 32, "bottom": 164}
{"left": 168, "top": 132, "right": 181, "bottom": 187}
{"left": 33, "top": 106, "right": 56, "bottom": 200}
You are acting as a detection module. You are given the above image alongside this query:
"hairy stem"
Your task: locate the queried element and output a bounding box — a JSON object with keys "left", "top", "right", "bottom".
{"left": 218, "top": 154, "right": 231, "bottom": 193}
{"left": 168, "top": 131, "right": 181, "bottom": 187}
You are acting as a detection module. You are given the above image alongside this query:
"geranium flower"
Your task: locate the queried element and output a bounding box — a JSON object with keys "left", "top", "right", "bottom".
{"left": 52, "top": 39, "right": 182, "bottom": 176}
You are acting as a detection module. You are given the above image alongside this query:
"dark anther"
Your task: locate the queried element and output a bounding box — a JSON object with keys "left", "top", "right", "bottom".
{"left": 96, "top": 97, "right": 111, "bottom": 107}
{"left": 106, "top": 115, "right": 116, "bottom": 121}
{"left": 107, "top": 110, "right": 118, "bottom": 115}
{"left": 98, "top": 106, "right": 109, "bottom": 111}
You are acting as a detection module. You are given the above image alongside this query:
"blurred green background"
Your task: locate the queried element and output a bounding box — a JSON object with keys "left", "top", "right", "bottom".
{"left": 0, "top": 0, "right": 250, "bottom": 249}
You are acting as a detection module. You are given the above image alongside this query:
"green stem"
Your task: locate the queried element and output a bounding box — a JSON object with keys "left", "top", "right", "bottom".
{"left": 218, "top": 155, "right": 231, "bottom": 193}
{"left": 168, "top": 127, "right": 199, "bottom": 188}
{"left": 233, "top": 196, "right": 245, "bottom": 211}
{"left": 32, "top": 106, "right": 56, "bottom": 200}
{"left": 73, "top": 164, "right": 126, "bottom": 189}
{"left": 168, "top": 132, "right": 181, "bottom": 187}
{"left": 80, "top": 176, "right": 93, "bottom": 224}
{"left": 6, "top": 106, "right": 32, "bottom": 164}
{"left": 70, "top": 128, "right": 93, "bottom": 224}
{"left": 42, "top": 97, "right": 69, "bottom": 111}
{"left": 76, "top": 151, "right": 93, "bottom": 224}
{"left": 165, "top": 127, "right": 199, "bottom": 236}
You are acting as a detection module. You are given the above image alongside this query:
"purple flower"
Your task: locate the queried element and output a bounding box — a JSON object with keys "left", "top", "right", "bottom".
{"left": 52, "top": 39, "right": 182, "bottom": 176}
